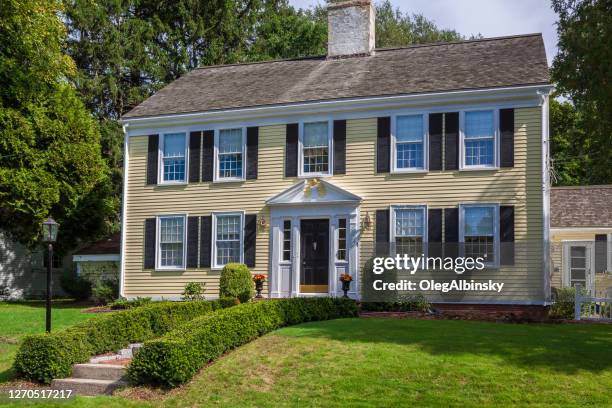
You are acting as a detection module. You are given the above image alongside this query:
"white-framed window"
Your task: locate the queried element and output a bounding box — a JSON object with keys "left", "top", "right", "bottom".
{"left": 391, "top": 205, "right": 427, "bottom": 257}
{"left": 337, "top": 218, "right": 347, "bottom": 261}
{"left": 160, "top": 133, "right": 188, "bottom": 183}
{"left": 392, "top": 114, "right": 427, "bottom": 172}
{"left": 299, "top": 120, "right": 332, "bottom": 177}
{"left": 281, "top": 220, "right": 291, "bottom": 262}
{"left": 459, "top": 204, "right": 499, "bottom": 265}
{"left": 214, "top": 128, "right": 246, "bottom": 182}
{"left": 212, "top": 212, "right": 244, "bottom": 268}
{"left": 156, "top": 215, "right": 187, "bottom": 270}
{"left": 460, "top": 110, "right": 498, "bottom": 169}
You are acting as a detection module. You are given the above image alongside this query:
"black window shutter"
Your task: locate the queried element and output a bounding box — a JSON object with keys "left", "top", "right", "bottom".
{"left": 202, "top": 130, "right": 214, "bottom": 182}
{"left": 187, "top": 216, "right": 199, "bottom": 268}
{"left": 500, "top": 206, "right": 515, "bottom": 265}
{"left": 199, "top": 216, "right": 212, "bottom": 268}
{"left": 444, "top": 113, "right": 459, "bottom": 170}
{"left": 246, "top": 127, "right": 258, "bottom": 180}
{"left": 595, "top": 234, "right": 608, "bottom": 272}
{"left": 146, "top": 135, "right": 159, "bottom": 185}
{"left": 189, "top": 132, "right": 201, "bottom": 183}
{"left": 144, "top": 218, "right": 156, "bottom": 269}
{"left": 444, "top": 207, "right": 459, "bottom": 258}
{"left": 428, "top": 209, "right": 443, "bottom": 258}
{"left": 375, "top": 209, "right": 390, "bottom": 255}
{"left": 377, "top": 117, "right": 390, "bottom": 173}
{"left": 333, "top": 120, "right": 346, "bottom": 175}
{"left": 500, "top": 108, "right": 515, "bottom": 167}
{"left": 285, "top": 123, "right": 298, "bottom": 177}
{"left": 429, "top": 114, "right": 443, "bottom": 171}
{"left": 244, "top": 214, "right": 257, "bottom": 268}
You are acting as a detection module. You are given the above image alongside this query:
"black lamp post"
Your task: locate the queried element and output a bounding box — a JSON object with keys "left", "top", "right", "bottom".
{"left": 41, "top": 217, "right": 59, "bottom": 333}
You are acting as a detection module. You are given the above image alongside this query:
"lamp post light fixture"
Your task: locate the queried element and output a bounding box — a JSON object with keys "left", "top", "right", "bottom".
{"left": 41, "top": 217, "right": 59, "bottom": 333}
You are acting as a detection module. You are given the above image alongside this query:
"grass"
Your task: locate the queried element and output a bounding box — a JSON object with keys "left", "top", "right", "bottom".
{"left": 2, "top": 318, "right": 611, "bottom": 407}
{"left": 0, "top": 301, "right": 101, "bottom": 383}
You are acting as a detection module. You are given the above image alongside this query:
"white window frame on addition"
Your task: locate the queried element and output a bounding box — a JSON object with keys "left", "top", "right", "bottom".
{"left": 211, "top": 211, "right": 245, "bottom": 269}
{"left": 156, "top": 214, "right": 187, "bottom": 271}
{"left": 213, "top": 127, "right": 246, "bottom": 182}
{"left": 390, "top": 205, "right": 428, "bottom": 256}
{"left": 159, "top": 132, "right": 189, "bottom": 184}
{"left": 459, "top": 109, "right": 500, "bottom": 170}
{"left": 391, "top": 113, "right": 428, "bottom": 173}
{"left": 459, "top": 203, "right": 500, "bottom": 267}
{"left": 298, "top": 119, "right": 333, "bottom": 178}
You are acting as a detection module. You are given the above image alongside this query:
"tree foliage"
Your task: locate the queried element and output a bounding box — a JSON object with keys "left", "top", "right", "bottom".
{"left": 0, "top": 0, "right": 114, "bottom": 249}
{"left": 551, "top": 0, "right": 612, "bottom": 184}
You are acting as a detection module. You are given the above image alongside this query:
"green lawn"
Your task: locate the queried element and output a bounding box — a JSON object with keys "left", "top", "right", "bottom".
{"left": 3, "top": 318, "right": 611, "bottom": 407}
{"left": 0, "top": 301, "right": 100, "bottom": 383}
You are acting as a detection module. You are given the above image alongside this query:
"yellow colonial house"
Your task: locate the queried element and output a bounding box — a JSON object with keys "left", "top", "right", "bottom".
{"left": 119, "top": 0, "right": 552, "bottom": 311}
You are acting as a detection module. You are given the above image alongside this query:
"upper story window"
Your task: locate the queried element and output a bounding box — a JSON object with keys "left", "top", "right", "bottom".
{"left": 391, "top": 206, "right": 426, "bottom": 257}
{"left": 157, "top": 215, "right": 186, "bottom": 270}
{"left": 216, "top": 128, "right": 245, "bottom": 181}
{"left": 460, "top": 204, "right": 498, "bottom": 265}
{"left": 462, "top": 110, "right": 497, "bottom": 168}
{"left": 300, "top": 121, "right": 331, "bottom": 176}
{"left": 393, "top": 115, "right": 426, "bottom": 171}
{"left": 213, "top": 212, "right": 243, "bottom": 268}
{"left": 161, "top": 133, "right": 187, "bottom": 183}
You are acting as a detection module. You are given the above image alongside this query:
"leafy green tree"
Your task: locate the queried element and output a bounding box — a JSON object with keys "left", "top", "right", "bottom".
{"left": 551, "top": 0, "right": 612, "bottom": 184}
{"left": 0, "top": 0, "right": 113, "bottom": 249}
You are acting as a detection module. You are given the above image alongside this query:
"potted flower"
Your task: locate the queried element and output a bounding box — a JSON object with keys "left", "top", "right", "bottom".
{"left": 339, "top": 274, "right": 352, "bottom": 298}
{"left": 253, "top": 274, "right": 267, "bottom": 298}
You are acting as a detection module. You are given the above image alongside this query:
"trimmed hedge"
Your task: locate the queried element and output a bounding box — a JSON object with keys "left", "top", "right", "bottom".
{"left": 14, "top": 299, "right": 236, "bottom": 383}
{"left": 219, "top": 263, "right": 254, "bottom": 303}
{"left": 128, "top": 298, "right": 358, "bottom": 387}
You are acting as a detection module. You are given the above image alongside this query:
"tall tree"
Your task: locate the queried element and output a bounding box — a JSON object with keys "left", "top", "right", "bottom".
{"left": 551, "top": 0, "right": 612, "bottom": 184}
{"left": 0, "top": 0, "right": 113, "bottom": 249}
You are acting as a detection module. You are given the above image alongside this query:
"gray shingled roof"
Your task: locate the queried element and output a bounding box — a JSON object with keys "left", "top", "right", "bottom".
{"left": 123, "top": 34, "right": 549, "bottom": 119}
{"left": 551, "top": 186, "right": 612, "bottom": 228}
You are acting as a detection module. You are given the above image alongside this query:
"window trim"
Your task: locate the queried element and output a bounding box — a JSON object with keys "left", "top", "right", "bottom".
{"left": 390, "top": 113, "right": 429, "bottom": 173}
{"left": 155, "top": 214, "right": 188, "bottom": 271}
{"left": 213, "top": 127, "right": 247, "bottom": 183}
{"left": 459, "top": 109, "right": 500, "bottom": 170}
{"left": 459, "top": 203, "right": 500, "bottom": 267}
{"left": 298, "top": 119, "right": 333, "bottom": 178}
{"left": 211, "top": 211, "right": 245, "bottom": 269}
{"left": 336, "top": 218, "right": 349, "bottom": 262}
{"left": 280, "top": 219, "right": 292, "bottom": 264}
{"left": 390, "top": 205, "right": 429, "bottom": 254}
{"left": 158, "top": 132, "right": 189, "bottom": 185}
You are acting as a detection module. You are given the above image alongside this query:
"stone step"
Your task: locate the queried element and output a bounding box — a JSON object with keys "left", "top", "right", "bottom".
{"left": 72, "top": 363, "right": 126, "bottom": 381}
{"left": 51, "top": 378, "right": 127, "bottom": 396}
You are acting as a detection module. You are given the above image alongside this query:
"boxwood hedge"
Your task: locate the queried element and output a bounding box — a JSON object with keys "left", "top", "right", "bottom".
{"left": 128, "top": 297, "right": 358, "bottom": 387}
{"left": 14, "top": 298, "right": 236, "bottom": 383}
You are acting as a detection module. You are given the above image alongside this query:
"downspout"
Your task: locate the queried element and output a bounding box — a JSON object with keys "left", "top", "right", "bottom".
{"left": 119, "top": 123, "right": 129, "bottom": 298}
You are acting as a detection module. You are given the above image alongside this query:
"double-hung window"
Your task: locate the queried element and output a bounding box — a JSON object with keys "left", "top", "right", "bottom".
{"left": 301, "top": 121, "right": 331, "bottom": 176}
{"left": 213, "top": 213, "right": 243, "bottom": 268}
{"left": 157, "top": 215, "right": 186, "bottom": 269}
{"left": 161, "top": 133, "right": 187, "bottom": 183}
{"left": 460, "top": 204, "right": 498, "bottom": 265}
{"left": 216, "top": 128, "right": 245, "bottom": 181}
{"left": 463, "top": 110, "right": 496, "bottom": 168}
{"left": 392, "top": 206, "right": 426, "bottom": 257}
{"left": 394, "top": 115, "right": 426, "bottom": 171}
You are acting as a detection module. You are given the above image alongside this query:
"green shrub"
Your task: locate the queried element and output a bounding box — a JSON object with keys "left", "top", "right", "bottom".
{"left": 91, "top": 278, "right": 119, "bottom": 305}
{"left": 549, "top": 287, "right": 580, "bottom": 319}
{"left": 128, "top": 297, "right": 358, "bottom": 387}
{"left": 60, "top": 272, "right": 92, "bottom": 301}
{"left": 182, "top": 282, "right": 205, "bottom": 301}
{"left": 109, "top": 297, "right": 152, "bottom": 310}
{"left": 219, "top": 263, "right": 254, "bottom": 303}
{"left": 14, "top": 299, "right": 236, "bottom": 383}
{"left": 361, "top": 293, "right": 431, "bottom": 312}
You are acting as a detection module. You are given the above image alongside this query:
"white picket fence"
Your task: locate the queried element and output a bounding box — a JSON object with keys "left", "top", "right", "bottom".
{"left": 574, "top": 284, "right": 612, "bottom": 321}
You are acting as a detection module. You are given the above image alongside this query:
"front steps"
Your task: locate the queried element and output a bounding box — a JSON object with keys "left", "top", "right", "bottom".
{"left": 51, "top": 344, "right": 141, "bottom": 396}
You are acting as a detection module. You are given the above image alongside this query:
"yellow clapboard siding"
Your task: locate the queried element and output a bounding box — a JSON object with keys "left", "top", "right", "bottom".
{"left": 123, "top": 108, "right": 545, "bottom": 300}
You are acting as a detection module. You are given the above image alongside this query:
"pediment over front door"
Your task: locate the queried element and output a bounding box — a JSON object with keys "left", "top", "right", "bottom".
{"left": 266, "top": 179, "right": 362, "bottom": 206}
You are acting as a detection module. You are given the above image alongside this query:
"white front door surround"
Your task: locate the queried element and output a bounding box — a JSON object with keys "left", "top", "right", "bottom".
{"left": 267, "top": 180, "right": 361, "bottom": 299}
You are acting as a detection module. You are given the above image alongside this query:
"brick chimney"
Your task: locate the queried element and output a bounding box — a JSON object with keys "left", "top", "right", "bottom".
{"left": 327, "top": 0, "right": 376, "bottom": 58}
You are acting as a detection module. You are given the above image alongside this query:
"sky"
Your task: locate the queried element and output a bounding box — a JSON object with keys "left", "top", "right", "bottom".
{"left": 289, "top": 0, "right": 559, "bottom": 65}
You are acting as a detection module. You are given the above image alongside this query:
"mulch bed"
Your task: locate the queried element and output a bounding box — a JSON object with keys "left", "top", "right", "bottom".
{"left": 81, "top": 306, "right": 114, "bottom": 313}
